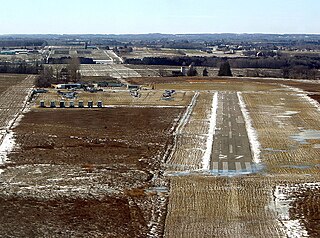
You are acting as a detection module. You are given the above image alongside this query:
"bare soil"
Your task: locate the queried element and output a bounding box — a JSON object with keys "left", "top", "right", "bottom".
{"left": 0, "top": 196, "right": 145, "bottom": 238}
{"left": 290, "top": 187, "right": 320, "bottom": 237}
{"left": 309, "top": 94, "right": 320, "bottom": 103}
{"left": 10, "top": 108, "right": 178, "bottom": 167}
{"left": 0, "top": 107, "right": 182, "bottom": 237}
{"left": 0, "top": 74, "right": 28, "bottom": 94}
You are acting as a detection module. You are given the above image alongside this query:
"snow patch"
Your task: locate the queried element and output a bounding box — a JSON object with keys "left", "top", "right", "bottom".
{"left": 202, "top": 92, "right": 218, "bottom": 170}
{"left": 298, "top": 93, "right": 320, "bottom": 112}
{"left": 290, "top": 129, "right": 320, "bottom": 144}
{"left": 0, "top": 130, "right": 14, "bottom": 165}
{"left": 272, "top": 183, "right": 320, "bottom": 238}
{"left": 0, "top": 83, "right": 33, "bottom": 173}
{"left": 280, "top": 84, "right": 305, "bottom": 93}
{"left": 237, "top": 92, "right": 261, "bottom": 163}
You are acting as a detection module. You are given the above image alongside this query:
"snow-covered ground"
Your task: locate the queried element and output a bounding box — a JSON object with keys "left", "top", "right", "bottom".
{"left": 237, "top": 92, "right": 261, "bottom": 163}
{"left": 0, "top": 129, "right": 14, "bottom": 166}
{"left": 281, "top": 84, "right": 320, "bottom": 112}
{"left": 202, "top": 92, "right": 218, "bottom": 170}
{"left": 272, "top": 183, "right": 320, "bottom": 238}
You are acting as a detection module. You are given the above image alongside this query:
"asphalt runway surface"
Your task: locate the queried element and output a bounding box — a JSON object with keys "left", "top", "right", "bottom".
{"left": 210, "top": 92, "right": 257, "bottom": 174}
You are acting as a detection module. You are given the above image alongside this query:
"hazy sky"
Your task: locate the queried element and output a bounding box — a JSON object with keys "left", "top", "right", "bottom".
{"left": 1, "top": 0, "right": 319, "bottom": 34}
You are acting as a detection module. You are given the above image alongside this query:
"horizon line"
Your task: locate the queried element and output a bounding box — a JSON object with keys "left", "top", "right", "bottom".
{"left": 0, "top": 32, "right": 320, "bottom": 36}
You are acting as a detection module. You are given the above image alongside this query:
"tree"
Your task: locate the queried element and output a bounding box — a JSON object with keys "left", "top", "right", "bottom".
{"left": 187, "top": 67, "right": 198, "bottom": 76}
{"left": 36, "top": 67, "right": 54, "bottom": 87}
{"left": 67, "top": 57, "right": 81, "bottom": 82}
{"left": 203, "top": 68, "right": 209, "bottom": 76}
{"left": 218, "top": 61, "right": 232, "bottom": 76}
{"left": 187, "top": 63, "right": 198, "bottom": 76}
{"left": 282, "top": 67, "right": 290, "bottom": 78}
{"left": 52, "top": 64, "right": 64, "bottom": 82}
{"left": 159, "top": 68, "right": 166, "bottom": 77}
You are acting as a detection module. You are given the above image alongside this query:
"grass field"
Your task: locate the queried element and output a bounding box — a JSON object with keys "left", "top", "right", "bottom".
{"left": 165, "top": 175, "right": 320, "bottom": 238}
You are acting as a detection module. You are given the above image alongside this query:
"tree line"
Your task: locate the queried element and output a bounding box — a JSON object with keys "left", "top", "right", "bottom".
{"left": 125, "top": 55, "right": 320, "bottom": 70}
{"left": 36, "top": 58, "right": 81, "bottom": 87}
{"left": 0, "top": 62, "right": 40, "bottom": 74}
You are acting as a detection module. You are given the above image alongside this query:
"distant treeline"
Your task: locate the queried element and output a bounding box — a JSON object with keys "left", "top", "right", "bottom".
{"left": 48, "top": 57, "right": 95, "bottom": 64}
{"left": 0, "top": 62, "right": 40, "bottom": 74}
{"left": 0, "top": 40, "right": 47, "bottom": 47}
{"left": 125, "top": 55, "right": 320, "bottom": 79}
{"left": 125, "top": 55, "right": 320, "bottom": 69}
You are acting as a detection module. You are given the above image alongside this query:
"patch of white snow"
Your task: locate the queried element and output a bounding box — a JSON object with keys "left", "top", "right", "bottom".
{"left": 237, "top": 92, "right": 261, "bottom": 163}
{"left": 202, "top": 92, "right": 218, "bottom": 170}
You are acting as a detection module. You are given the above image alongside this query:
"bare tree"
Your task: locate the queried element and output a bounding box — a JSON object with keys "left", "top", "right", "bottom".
{"left": 36, "top": 67, "right": 54, "bottom": 87}
{"left": 52, "top": 64, "right": 64, "bottom": 82}
{"left": 159, "top": 68, "right": 166, "bottom": 77}
{"left": 67, "top": 57, "right": 81, "bottom": 82}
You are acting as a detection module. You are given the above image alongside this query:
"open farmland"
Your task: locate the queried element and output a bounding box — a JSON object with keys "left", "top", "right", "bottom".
{"left": 80, "top": 64, "right": 141, "bottom": 78}
{"left": 164, "top": 175, "right": 320, "bottom": 238}
{"left": 167, "top": 92, "right": 213, "bottom": 171}
{"left": 120, "top": 47, "right": 186, "bottom": 59}
{"left": 241, "top": 87, "right": 320, "bottom": 174}
{"left": 0, "top": 75, "right": 35, "bottom": 167}
{"left": 0, "top": 74, "right": 30, "bottom": 94}
{"left": 0, "top": 107, "right": 182, "bottom": 237}
{"left": 47, "top": 47, "right": 119, "bottom": 64}
{"left": 125, "top": 65, "right": 287, "bottom": 78}
{"left": 0, "top": 75, "right": 35, "bottom": 127}
{"left": 125, "top": 65, "right": 179, "bottom": 77}
{"left": 128, "top": 76, "right": 282, "bottom": 91}
{"left": 0, "top": 74, "right": 319, "bottom": 237}
{"left": 120, "top": 47, "right": 243, "bottom": 59}
{"left": 0, "top": 53, "right": 44, "bottom": 63}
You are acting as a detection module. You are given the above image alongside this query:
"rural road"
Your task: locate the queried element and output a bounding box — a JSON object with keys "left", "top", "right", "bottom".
{"left": 210, "top": 92, "right": 256, "bottom": 174}
{"left": 104, "top": 50, "right": 124, "bottom": 64}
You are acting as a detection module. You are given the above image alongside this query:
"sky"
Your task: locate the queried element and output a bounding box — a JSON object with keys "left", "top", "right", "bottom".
{"left": 0, "top": 0, "right": 319, "bottom": 34}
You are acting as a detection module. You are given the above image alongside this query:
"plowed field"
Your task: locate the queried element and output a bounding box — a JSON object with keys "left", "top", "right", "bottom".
{"left": 0, "top": 108, "right": 182, "bottom": 237}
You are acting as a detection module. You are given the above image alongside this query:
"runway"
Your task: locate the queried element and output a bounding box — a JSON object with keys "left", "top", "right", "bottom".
{"left": 210, "top": 92, "right": 258, "bottom": 174}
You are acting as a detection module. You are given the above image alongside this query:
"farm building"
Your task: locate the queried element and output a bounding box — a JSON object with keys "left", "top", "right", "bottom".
{"left": 0, "top": 50, "right": 16, "bottom": 55}
{"left": 127, "top": 85, "right": 141, "bottom": 90}
{"left": 55, "top": 84, "right": 81, "bottom": 90}
{"left": 172, "top": 70, "right": 184, "bottom": 77}
{"left": 96, "top": 82, "right": 124, "bottom": 87}
{"left": 94, "top": 60, "right": 111, "bottom": 64}
{"left": 108, "top": 82, "right": 124, "bottom": 87}
{"left": 14, "top": 49, "right": 28, "bottom": 54}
